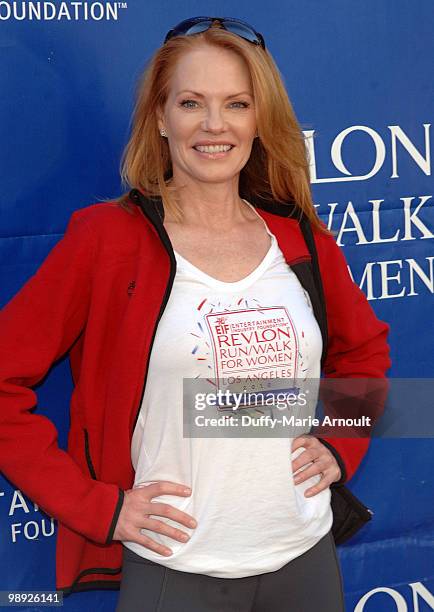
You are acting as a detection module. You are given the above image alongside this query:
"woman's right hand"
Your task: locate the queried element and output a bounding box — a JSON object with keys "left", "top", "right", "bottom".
{"left": 112, "top": 481, "right": 197, "bottom": 556}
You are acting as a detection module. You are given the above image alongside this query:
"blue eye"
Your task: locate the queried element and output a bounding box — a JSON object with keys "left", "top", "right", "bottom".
{"left": 179, "top": 99, "right": 250, "bottom": 109}
{"left": 180, "top": 99, "right": 198, "bottom": 109}
{"left": 230, "top": 101, "right": 250, "bottom": 108}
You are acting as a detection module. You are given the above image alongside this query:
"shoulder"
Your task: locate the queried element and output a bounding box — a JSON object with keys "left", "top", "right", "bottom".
{"left": 71, "top": 200, "right": 141, "bottom": 234}
{"left": 68, "top": 199, "right": 149, "bottom": 259}
{"left": 73, "top": 201, "right": 145, "bottom": 239}
{"left": 308, "top": 220, "right": 356, "bottom": 296}
{"left": 311, "top": 220, "right": 346, "bottom": 264}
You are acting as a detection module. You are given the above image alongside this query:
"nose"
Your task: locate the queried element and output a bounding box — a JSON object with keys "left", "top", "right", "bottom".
{"left": 201, "top": 104, "right": 226, "bottom": 133}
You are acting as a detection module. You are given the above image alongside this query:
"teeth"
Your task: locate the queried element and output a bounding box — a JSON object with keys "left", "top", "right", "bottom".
{"left": 195, "top": 144, "right": 233, "bottom": 153}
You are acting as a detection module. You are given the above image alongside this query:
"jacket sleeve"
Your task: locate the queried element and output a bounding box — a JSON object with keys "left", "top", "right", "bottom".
{"left": 0, "top": 210, "right": 123, "bottom": 544}
{"left": 313, "top": 228, "right": 391, "bottom": 484}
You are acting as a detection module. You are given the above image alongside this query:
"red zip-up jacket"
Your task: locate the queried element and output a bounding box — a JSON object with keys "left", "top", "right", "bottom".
{"left": 0, "top": 190, "right": 391, "bottom": 595}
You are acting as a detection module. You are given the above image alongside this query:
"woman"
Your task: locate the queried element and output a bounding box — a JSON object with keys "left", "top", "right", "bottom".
{"left": 0, "top": 16, "right": 390, "bottom": 612}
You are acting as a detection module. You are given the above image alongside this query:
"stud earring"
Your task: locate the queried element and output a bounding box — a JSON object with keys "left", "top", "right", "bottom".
{"left": 160, "top": 129, "right": 167, "bottom": 137}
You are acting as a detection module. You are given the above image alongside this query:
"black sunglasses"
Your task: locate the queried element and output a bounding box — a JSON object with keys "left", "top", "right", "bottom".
{"left": 164, "top": 16, "right": 266, "bottom": 50}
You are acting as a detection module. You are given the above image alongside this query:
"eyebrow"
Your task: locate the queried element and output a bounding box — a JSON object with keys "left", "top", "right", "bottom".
{"left": 176, "top": 90, "right": 253, "bottom": 99}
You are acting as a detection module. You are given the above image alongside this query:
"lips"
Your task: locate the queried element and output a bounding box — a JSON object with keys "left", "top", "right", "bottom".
{"left": 193, "top": 142, "right": 235, "bottom": 147}
{"left": 192, "top": 145, "right": 235, "bottom": 159}
{"left": 193, "top": 145, "right": 235, "bottom": 151}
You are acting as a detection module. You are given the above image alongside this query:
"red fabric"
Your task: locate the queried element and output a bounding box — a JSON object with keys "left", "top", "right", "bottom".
{"left": 0, "top": 200, "right": 390, "bottom": 593}
{"left": 313, "top": 223, "right": 391, "bottom": 479}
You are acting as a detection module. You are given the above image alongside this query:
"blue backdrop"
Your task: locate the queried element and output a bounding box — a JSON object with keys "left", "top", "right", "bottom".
{"left": 1, "top": 1, "right": 433, "bottom": 610}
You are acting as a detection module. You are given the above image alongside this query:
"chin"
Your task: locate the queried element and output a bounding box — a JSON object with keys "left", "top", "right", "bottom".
{"left": 187, "top": 166, "right": 236, "bottom": 180}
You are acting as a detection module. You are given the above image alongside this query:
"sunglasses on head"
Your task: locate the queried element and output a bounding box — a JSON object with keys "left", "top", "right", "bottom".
{"left": 164, "top": 16, "right": 266, "bottom": 50}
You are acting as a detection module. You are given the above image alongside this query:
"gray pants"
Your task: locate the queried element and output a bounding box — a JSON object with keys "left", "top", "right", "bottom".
{"left": 116, "top": 530, "right": 345, "bottom": 612}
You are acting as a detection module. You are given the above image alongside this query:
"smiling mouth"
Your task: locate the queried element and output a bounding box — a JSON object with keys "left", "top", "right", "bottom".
{"left": 192, "top": 145, "right": 235, "bottom": 157}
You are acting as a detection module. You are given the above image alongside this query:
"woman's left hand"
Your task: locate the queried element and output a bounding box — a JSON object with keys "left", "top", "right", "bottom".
{"left": 291, "top": 434, "right": 342, "bottom": 497}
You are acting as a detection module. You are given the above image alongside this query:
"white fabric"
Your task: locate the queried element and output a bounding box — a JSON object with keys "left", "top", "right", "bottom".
{"left": 124, "top": 203, "right": 333, "bottom": 577}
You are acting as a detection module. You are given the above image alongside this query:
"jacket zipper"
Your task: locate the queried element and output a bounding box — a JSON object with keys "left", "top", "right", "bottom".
{"left": 83, "top": 428, "right": 97, "bottom": 480}
{"left": 132, "top": 274, "right": 175, "bottom": 433}
{"left": 131, "top": 193, "right": 177, "bottom": 433}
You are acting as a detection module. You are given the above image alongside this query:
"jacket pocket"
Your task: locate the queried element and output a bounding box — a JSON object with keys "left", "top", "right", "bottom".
{"left": 83, "top": 428, "right": 97, "bottom": 480}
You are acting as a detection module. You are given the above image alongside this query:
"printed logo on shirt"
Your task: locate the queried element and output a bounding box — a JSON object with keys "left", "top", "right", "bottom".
{"left": 188, "top": 297, "right": 306, "bottom": 395}
{"left": 205, "top": 307, "right": 299, "bottom": 388}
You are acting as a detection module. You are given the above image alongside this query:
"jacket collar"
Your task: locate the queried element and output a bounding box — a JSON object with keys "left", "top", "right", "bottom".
{"left": 128, "top": 187, "right": 300, "bottom": 220}
{"left": 127, "top": 188, "right": 311, "bottom": 262}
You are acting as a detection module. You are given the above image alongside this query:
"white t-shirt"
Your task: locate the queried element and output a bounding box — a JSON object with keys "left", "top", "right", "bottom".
{"left": 124, "top": 203, "right": 333, "bottom": 578}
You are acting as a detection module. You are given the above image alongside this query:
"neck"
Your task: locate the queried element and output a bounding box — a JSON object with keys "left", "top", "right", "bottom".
{"left": 164, "top": 178, "right": 253, "bottom": 230}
